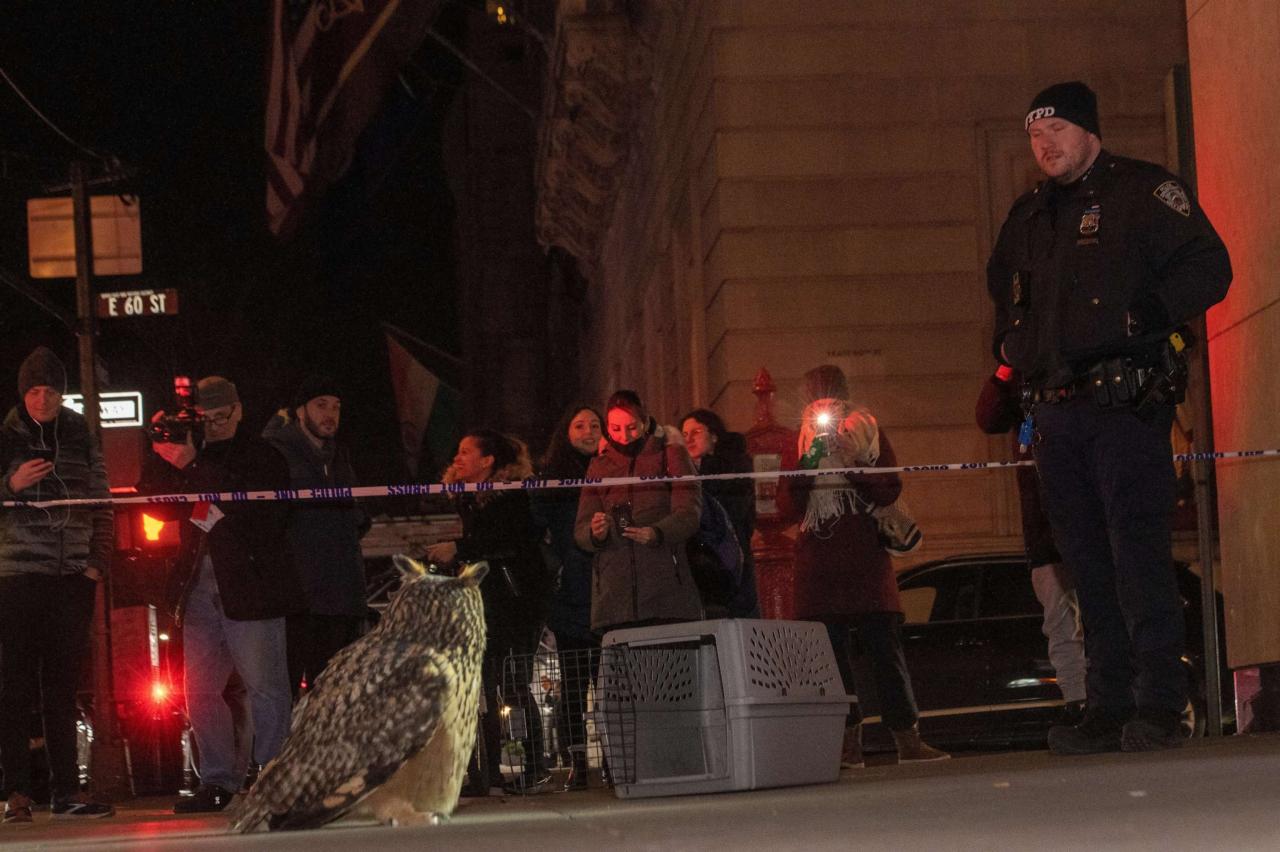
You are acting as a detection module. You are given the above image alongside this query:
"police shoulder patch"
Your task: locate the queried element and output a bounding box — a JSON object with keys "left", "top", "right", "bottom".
{"left": 1153, "top": 180, "right": 1191, "bottom": 217}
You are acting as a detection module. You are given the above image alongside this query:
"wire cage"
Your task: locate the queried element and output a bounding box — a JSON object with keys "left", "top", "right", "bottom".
{"left": 497, "top": 643, "right": 713, "bottom": 794}
{"left": 497, "top": 643, "right": 616, "bottom": 793}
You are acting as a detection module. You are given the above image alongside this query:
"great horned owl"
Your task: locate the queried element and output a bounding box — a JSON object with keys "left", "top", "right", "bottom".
{"left": 228, "top": 556, "right": 487, "bottom": 831}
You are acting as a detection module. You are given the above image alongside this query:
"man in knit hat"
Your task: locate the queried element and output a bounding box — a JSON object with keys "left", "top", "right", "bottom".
{"left": 0, "top": 346, "right": 115, "bottom": 820}
{"left": 263, "top": 375, "right": 369, "bottom": 701}
{"left": 140, "top": 374, "right": 301, "bottom": 813}
{"left": 988, "top": 81, "right": 1231, "bottom": 755}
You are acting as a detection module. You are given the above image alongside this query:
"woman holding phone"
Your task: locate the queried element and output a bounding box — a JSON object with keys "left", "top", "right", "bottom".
{"left": 0, "top": 347, "right": 115, "bottom": 820}
{"left": 574, "top": 390, "right": 702, "bottom": 634}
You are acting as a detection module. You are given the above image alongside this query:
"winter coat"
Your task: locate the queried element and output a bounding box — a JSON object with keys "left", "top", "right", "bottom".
{"left": 776, "top": 428, "right": 903, "bottom": 619}
{"left": 446, "top": 452, "right": 551, "bottom": 655}
{"left": 530, "top": 449, "right": 596, "bottom": 642}
{"left": 574, "top": 422, "right": 703, "bottom": 632}
{"left": 0, "top": 406, "right": 112, "bottom": 578}
{"left": 698, "top": 431, "right": 755, "bottom": 554}
{"left": 697, "top": 431, "right": 759, "bottom": 617}
{"left": 974, "top": 374, "right": 1061, "bottom": 568}
{"left": 988, "top": 150, "right": 1231, "bottom": 387}
{"left": 262, "top": 416, "right": 370, "bottom": 617}
{"left": 138, "top": 427, "right": 304, "bottom": 622}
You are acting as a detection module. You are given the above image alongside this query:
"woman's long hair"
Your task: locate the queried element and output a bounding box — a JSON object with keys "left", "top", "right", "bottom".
{"left": 679, "top": 408, "right": 728, "bottom": 452}
{"left": 540, "top": 403, "right": 603, "bottom": 479}
{"left": 444, "top": 428, "right": 532, "bottom": 485}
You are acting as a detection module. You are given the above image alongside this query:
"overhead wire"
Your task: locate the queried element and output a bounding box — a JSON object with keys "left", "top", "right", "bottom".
{"left": 0, "top": 64, "right": 106, "bottom": 162}
{"left": 424, "top": 29, "right": 537, "bottom": 120}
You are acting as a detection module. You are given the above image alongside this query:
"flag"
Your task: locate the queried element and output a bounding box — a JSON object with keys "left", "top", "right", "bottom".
{"left": 383, "top": 323, "right": 462, "bottom": 478}
{"left": 265, "top": 0, "right": 441, "bottom": 238}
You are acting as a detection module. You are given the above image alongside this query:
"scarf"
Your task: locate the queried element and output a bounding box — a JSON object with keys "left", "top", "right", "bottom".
{"left": 796, "top": 399, "right": 881, "bottom": 533}
{"left": 604, "top": 417, "right": 654, "bottom": 458}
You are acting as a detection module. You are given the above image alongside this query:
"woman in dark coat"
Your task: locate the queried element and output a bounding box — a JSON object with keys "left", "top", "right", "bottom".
{"left": 427, "top": 430, "right": 551, "bottom": 793}
{"left": 574, "top": 390, "right": 702, "bottom": 633}
{"left": 680, "top": 408, "right": 759, "bottom": 617}
{"left": 531, "top": 403, "right": 602, "bottom": 789}
{"left": 776, "top": 365, "right": 947, "bottom": 768}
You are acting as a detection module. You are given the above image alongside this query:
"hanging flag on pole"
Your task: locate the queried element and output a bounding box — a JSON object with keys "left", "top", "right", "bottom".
{"left": 383, "top": 323, "right": 462, "bottom": 478}
{"left": 265, "top": 0, "right": 441, "bottom": 239}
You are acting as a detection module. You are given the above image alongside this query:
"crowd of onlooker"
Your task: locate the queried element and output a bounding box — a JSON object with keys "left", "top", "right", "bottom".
{"left": 4, "top": 349, "right": 1045, "bottom": 817}
{"left": 422, "top": 366, "right": 957, "bottom": 791}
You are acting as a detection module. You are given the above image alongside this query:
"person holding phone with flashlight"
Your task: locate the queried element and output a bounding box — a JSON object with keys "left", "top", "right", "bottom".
{"left": 778, "top": 365, "right": 947, "bottom": 768}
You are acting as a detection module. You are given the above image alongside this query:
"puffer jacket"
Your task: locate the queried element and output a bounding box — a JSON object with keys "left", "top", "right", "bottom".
{"left": 574, "top": 422, "right": 703, "bottom": 632}
{"left": 0, "top": 405, "right": 112, "bottom": 578}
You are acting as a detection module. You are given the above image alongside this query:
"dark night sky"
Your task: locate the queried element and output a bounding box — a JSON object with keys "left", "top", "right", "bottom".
{"left": 1, "top": 3, "right": 470, "bottom": 483}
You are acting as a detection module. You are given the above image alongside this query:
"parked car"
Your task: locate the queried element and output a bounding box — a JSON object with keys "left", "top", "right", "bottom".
{"left": 851, "top": 553, "right": 1231, "bottom": 752}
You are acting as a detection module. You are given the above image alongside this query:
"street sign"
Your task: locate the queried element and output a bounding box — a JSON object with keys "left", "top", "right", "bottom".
{"left": 27, "top": 195, "right": 143, "bottom": 278}
{"left": 97, "top": 289, "right": 179, "bottom": 318}
{"left": 62, "top": 391, "right": 144, "bottom": 428}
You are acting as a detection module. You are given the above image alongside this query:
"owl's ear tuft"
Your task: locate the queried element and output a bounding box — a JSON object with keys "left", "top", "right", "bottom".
{"left": 393, "top": 554, "right": 428, "bottom": 578}
{"left": 457, "top": 561, "right": 489, "bottom": 586}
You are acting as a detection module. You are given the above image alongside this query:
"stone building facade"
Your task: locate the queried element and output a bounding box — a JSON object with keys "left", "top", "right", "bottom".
{"left": 535, "top": 0, "right": 1190, "bottom": 561}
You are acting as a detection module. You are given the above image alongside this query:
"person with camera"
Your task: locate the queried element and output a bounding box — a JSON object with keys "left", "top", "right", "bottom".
{"left": 139, "top": 376, "right": 301, "bottom": 813}
{"left": 574, "top": 390, "right": 703, "bottom": 634}
{"left": 0, "top": 347, "right": 115, "bottom": 821}
{"left": 776, "top": 365, "right": 947, "bottom": 768}
{"left": 262, "top": 375, "right": 370, "bottom": 701}
{"left": 988, "top": 82, "right": 1231, "bottom": 754}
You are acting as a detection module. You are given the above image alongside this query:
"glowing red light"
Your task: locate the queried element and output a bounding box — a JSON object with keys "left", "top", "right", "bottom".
{"left": 150, "top": 682, "right": 169, "bottom": 704}
{"left": 141, "top": 514, "right": 165, "bottom": 542}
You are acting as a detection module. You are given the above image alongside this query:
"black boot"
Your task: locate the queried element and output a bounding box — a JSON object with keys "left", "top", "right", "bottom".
{"left": 1054, "top": 700, "right": 1086, "bottom": 728}
{"left": 563, "top": 747, "right": 589, "bottom": 791}
{"left": 1121, "top": 710, "right": 1184, "bottom": 752}
{"left": 173, "top": 784, "right": 234, "bottom": 814}
{"left": 1047, "top": 710, "right": 1124, "bottom": 755}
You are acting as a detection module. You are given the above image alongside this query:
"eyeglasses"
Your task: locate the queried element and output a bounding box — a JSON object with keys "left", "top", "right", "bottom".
{"left": 201, "top": 404, "right": 238, "bottom": 426}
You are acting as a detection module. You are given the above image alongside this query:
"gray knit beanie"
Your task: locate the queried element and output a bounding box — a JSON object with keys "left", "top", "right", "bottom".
{"left": 18, "top": 346, "right": 67, "bottom": 396}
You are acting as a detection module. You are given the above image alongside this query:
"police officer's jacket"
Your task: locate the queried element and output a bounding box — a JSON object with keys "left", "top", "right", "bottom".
{"left": 987, "top": 150, "right": 1232, "bottom": 388}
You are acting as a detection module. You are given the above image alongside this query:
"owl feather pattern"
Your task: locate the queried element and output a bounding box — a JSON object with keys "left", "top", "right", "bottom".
{"left": 227, "top": 556, "right": 488, "bottom": 832}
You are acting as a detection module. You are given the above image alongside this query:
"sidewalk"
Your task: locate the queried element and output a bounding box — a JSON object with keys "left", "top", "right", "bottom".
{"left": 5, "top": 734, "right": 1279, "bottom": 850}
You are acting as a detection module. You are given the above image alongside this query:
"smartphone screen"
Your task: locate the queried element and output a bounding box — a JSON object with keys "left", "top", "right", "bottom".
{"left": 28, "top": 447, "right": 55, "bottom": 463}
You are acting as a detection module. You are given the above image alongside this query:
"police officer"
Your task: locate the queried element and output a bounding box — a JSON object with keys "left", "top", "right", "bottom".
{"left": 987, "top": 81, "right": 1231, "bottom": 754}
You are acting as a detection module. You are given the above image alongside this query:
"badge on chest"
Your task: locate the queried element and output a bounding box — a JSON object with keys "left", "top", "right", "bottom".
{"left": 1077, "top": 203, "right": 1101, "bottom": 245}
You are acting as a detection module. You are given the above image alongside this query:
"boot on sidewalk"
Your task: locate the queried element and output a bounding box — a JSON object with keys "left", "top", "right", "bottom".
{"left": 563, "top": 747, "right": 590, "bottom": 790}
{"left": 891, "top": 724, "right": 950, "bottom": 763}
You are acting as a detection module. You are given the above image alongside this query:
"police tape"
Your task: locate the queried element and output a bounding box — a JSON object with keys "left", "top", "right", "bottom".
{"left": 3, "top": 447, "right": 1277, "bottom": 511}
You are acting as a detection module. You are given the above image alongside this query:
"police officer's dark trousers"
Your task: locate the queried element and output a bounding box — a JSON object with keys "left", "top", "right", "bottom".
{"left": 1032, "top": 397, "right": 1185, "bottom": 720}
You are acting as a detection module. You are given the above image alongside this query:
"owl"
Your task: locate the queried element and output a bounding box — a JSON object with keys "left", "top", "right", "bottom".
{"left": 227, "top": 556, "right": 488, "bottom": 831}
